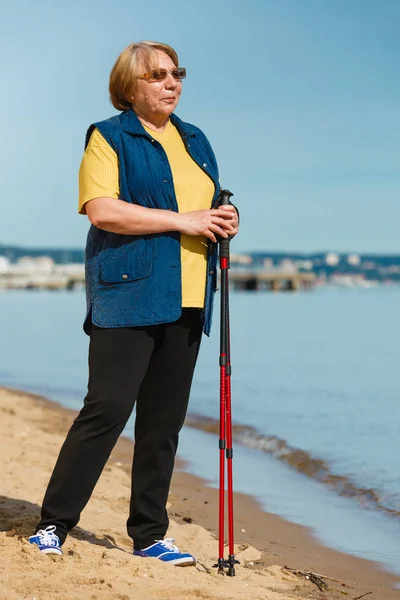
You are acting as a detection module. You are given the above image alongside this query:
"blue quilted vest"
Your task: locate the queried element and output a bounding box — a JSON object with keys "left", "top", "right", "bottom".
{"left": 83, "top": 109, "right": 220, "bottom": 336}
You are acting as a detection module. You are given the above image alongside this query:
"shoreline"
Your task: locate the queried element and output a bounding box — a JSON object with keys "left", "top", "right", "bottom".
{"left": 1, "top": 385, "right": 399, "bottom": 599}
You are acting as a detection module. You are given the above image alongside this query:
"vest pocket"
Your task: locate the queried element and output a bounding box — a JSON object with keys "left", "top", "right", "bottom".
{"left": 100, "top": 254, "right": 152, "bottom": 283}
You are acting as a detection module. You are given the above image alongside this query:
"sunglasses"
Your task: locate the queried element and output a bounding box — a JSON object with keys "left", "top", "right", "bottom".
{"left": 138, "top": 68, "right": 186, "bottom": 83}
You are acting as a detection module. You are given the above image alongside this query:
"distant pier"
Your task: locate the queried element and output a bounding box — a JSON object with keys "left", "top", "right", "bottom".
{"left": 229, "top": 270, "right": 315, "bottom": 291}
{"left": 0, "top": 259, "right": 85, "bottom": 291}
{"left": 0, "top": 261, "right": 315, "bottom": 292}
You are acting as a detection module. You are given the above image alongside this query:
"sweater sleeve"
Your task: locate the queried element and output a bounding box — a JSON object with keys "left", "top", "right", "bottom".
{"left": 78, "top": 128, "right": 120, "bottom": 215}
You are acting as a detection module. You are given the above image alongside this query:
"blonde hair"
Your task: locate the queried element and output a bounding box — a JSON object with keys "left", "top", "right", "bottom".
{"left": 109, "top": 41, "right": 179, "bottom": 111}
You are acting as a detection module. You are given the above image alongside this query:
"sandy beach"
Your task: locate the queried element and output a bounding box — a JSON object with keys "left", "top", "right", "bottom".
{"left": 0, "top": 386, "right": 398, "bottom": 600}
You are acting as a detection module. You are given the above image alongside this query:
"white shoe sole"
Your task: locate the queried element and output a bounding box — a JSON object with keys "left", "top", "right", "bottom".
{"left": 168, "top": 557, "right": 196, "bottom": 566}
{"left": 39, "top": 548, "right": 63, "bottom": 555}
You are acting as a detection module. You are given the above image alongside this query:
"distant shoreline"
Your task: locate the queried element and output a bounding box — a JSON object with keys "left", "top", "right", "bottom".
{"left": 1, "top": 245, "right": 400, "bottom": 286}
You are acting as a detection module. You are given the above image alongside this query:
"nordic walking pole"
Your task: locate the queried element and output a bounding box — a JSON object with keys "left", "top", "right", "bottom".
{"left": 216, "top": 189, "right": 238, "bottom": 576}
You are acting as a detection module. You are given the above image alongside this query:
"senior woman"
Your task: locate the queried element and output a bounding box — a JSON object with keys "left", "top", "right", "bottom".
{"left": 29, "top": 41, "right": 238, "bottom": 565}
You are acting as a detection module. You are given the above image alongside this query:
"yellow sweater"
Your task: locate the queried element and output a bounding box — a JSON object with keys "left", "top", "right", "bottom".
{"left": 78, "top": 122, "right": 215, "bottom": 308}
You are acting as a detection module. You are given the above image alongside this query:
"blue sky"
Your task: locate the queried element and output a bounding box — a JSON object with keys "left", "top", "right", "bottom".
{"left": 1, "top": 0, "right": 399, "bottom": 253}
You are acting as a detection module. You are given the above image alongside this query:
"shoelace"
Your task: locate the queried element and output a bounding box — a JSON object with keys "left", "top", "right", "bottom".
{"left": 36, "top": 525, "right": 59, "bottom": 546}
{"left": 157, "top": 538, "right": 180, "bottom": 553}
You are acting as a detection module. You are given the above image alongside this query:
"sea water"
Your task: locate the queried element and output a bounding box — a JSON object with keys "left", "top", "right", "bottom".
{"left": 1, "top": 287, "right": 399, "bottom": 573}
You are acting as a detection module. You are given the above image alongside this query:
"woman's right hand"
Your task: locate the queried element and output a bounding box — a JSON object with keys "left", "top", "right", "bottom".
{"left": 177, "top": 208, "right": 235, "bottom": 243}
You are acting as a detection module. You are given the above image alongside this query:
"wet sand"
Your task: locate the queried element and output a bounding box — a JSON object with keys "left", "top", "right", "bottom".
{"left": 0, "top": 386, "right": 399, "bottom": 599}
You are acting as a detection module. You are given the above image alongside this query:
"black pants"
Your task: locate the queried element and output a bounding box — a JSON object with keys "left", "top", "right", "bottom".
{"left": 37, "top": 309, "right": 202, "bottom": 549}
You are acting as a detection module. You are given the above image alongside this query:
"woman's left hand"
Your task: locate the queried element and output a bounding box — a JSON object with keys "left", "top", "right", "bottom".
{"left": 219, "top": 205, "right": 239, "bottom": 238}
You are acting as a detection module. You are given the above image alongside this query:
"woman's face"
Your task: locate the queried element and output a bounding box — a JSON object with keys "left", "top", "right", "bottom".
{"left": 133, "top": 50, "right": 183, "bottom": 121}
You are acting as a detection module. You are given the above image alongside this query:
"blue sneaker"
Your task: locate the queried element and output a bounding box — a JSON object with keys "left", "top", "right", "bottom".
{"left": 29, "top": 525, "right": 63, "bottom": 555}
{"left": 134, "top": 538, "right": 196, "bottom": 566}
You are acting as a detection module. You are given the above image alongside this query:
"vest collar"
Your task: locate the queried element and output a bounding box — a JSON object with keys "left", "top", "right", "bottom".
{"left": 119, "top": 109, "right": 196, "bottom": 138}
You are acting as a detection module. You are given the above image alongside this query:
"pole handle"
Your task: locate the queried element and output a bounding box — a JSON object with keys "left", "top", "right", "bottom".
{"left": 218, "top": 189, "right": 233, "bottom": 259}
{"left": 218, "top": 189, "right": 233, "bottom": 206}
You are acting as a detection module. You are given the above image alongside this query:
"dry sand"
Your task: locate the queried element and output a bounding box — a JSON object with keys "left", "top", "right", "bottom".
{"left": 0, "top": 386, "right": 398, "bottom": 600}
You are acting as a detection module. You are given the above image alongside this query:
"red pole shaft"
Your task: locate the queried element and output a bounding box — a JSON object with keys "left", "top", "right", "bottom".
{"left": 219, "top": 361, "right": 226, "bottom": 561}
{"left": 224, "top": 267, "right": 235, "bottom": 558}
{"left": 225, "top": 368, "right": 234, "bottom": 556}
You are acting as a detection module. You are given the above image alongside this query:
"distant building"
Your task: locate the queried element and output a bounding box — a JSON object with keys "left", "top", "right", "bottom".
{"left": 325, "top": 252, "right": 339, "bottom": 266}
{"left": 362, "top": 261, "right": 377, "bottom": 270}
{"left": 347, "top": 254, "right": 360, "bottom": 266}
{"left": 295, "top": 259, "right": 313, "bottom": 271}
{"left": 231, "top": 253, "right": 252, "bottom": 265}
{"left": 15, "top": 256, "right": 55, "bottom": 274}
{"left": 279, "top": 259, "right": 297, "bottom": 273}
{"left": 263, "top": 258, "right": 274, "bottom": 271}
{"left": 0, "top": 256, "right": 10, "bottom": 273}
